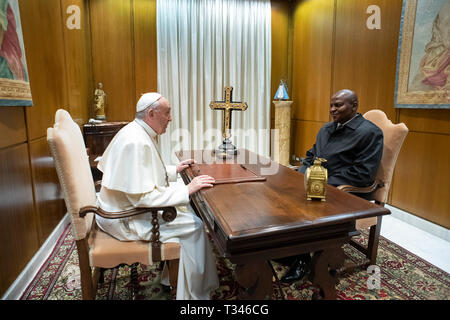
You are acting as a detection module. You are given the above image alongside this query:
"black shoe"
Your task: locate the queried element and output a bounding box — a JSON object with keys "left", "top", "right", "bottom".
{"left": 280, "top": 257, "right": 310, "bottom": 284}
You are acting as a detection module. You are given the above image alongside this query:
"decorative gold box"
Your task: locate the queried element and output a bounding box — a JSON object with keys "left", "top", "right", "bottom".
{"left": 304, "top": 158, "right": 328, "bottom": 201}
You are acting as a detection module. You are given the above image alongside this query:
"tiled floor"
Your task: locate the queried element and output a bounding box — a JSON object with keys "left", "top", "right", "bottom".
{"left": 381, "top": 205, "right": 450, "bottom": 274}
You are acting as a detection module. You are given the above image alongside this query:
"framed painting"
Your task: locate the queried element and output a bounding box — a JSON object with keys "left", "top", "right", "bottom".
{"left": 395, "top": 0, "right": 449, "bottom": 109}
{"left": 0, "top": 0, "right": 32, "bottom": 106}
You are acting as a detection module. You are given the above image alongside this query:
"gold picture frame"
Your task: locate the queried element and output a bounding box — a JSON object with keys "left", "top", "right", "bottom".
{"left": 0, "top": 0, "right": 32, "bottom": 107}
{"left": 395, "top": 0, "right": 449, "bottom": 109}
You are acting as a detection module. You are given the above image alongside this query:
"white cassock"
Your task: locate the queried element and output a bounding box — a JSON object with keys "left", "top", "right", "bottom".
{"left": 95, "top": 118, "right": 219, "bottom": 300}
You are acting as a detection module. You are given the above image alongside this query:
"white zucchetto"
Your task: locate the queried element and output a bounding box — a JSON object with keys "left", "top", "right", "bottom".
{"left": 136, "top": 92, "right": 162, "bottom": 112}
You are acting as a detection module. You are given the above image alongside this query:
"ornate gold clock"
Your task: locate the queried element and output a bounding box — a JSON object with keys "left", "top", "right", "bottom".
{"left": 304, "top": 158, "right": 328, "bottom": 201}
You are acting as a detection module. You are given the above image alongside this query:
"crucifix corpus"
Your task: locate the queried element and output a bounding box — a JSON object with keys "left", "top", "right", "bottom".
{"left": 210, "top": 86, "right": 248, "bottom": 157}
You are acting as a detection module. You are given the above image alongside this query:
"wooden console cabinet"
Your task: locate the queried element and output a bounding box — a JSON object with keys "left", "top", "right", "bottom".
{"left": 83, "top": 121, "right": 128, "bottom": 184}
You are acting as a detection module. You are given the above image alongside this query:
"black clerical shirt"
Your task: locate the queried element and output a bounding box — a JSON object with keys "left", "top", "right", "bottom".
{"left": 299, "top": 113, "right": 383, "bottom": 188}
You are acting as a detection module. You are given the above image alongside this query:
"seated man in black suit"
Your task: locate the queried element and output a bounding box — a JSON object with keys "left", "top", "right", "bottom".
{"left": 280, "top": 89, "right": 384, "bottom": 283}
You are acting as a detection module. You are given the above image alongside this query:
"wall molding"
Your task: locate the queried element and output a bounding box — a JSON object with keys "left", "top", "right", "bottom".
{"left": 1, "top": 214, "right": 70, "bottom": 300}
{"left": 386, "top": 204, "right": 450, "bottom": 242}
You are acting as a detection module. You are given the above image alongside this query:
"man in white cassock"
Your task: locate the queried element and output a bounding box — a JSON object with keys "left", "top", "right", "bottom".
{"left": 95, "top": 92, "right": 219, "bottom": 300}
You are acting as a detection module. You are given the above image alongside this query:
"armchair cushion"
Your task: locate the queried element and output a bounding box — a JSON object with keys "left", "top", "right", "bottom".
{"left": 88, "top": 225, "right": 180, "bottom": 268}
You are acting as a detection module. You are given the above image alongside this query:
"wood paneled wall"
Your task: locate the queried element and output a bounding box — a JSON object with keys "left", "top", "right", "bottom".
{"left": 271, "top": 0, "right": 290, "bottom": 126}
{"left": 0, "top": 0, "right": 92, "bottom": 296}
{"left": 133, "top": 0, "right": 158, "bottom": 99}
{"left": 0, "top": 141, "right": 37, "bottom": 294}
{"left": 89, "top": 0, "right": 159, "bottom": 122}
{"left": 291, "top": 0, "right": 449, "bottom": 228}
{"left": 90, "top": 0, "right": 136, "bottom": 121}
{"left": 0, "top": 107, "right": 27, "bottom": 149}
{"left": 62, "top": 0, "right": 93, "bottom": 124}
{"left": 21, "top": 0, "right": 68, "bottom": 141}
{"left": 291, "top": 0, "right": 334, "bottom": 157}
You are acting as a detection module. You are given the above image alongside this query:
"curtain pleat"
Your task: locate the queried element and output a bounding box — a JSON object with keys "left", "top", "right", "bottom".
{"left": 157, "top": 0, "right": 271, "bottom": 164}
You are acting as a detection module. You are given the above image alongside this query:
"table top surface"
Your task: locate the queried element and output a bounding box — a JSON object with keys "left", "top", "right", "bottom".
{"left": 83, "top": 121, "right": 129, "bottom": 128}
{"left": 177, "top": 149, "right": 390, "bottom": 242}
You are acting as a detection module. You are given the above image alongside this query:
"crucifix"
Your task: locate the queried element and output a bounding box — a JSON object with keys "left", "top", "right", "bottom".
{"left": 210, "top": 86, "right": 248, "bottom": 157}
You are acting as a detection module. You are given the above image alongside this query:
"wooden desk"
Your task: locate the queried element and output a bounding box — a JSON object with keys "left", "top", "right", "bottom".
{"left": 176, "top": 149, "right": 390, "bottom": 300}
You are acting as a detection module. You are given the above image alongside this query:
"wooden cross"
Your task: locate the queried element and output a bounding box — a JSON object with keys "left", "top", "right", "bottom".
{"left": 209, "top": 86, "right": 248, "bottom": 139}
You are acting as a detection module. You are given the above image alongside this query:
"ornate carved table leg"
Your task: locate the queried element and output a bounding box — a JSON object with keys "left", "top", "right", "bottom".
{"left": 235, "top": 261, "right": 273, "bottom": 299}
{"left": 130, "top": 263, "right": 140, "bottom": 300}
{"left": 308, "top": 246, "right": 345, "bottom": 300}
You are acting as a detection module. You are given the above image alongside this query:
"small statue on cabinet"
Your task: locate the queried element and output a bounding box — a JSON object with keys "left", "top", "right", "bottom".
{"left": 94, "top": 82, "right": 106, "bottom": 120}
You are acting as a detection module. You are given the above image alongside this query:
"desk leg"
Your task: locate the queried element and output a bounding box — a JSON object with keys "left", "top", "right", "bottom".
{"left": 309, "top": 246, "right": 345, "bottom": 300}
{"left": 235, "top": 261, "right": 273, "bottom": 300}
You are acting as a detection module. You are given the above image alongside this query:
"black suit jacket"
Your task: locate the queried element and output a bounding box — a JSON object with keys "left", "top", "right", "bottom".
{"left": 298, "top": 113, "right": 383, "bottom": 188}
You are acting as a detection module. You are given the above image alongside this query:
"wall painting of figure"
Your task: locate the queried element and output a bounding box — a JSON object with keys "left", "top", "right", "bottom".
{"left": 395, "top": 0, "right": 450, "bottom": 109}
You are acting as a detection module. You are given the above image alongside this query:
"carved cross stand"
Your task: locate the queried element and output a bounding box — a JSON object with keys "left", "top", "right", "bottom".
{"left": 209, "top": 86, "right": 248, "bottom": 157}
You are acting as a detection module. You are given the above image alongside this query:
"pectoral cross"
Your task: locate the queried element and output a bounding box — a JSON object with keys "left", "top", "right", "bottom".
{"left": 209, "top": 86, "right": 248, "bottom": 157}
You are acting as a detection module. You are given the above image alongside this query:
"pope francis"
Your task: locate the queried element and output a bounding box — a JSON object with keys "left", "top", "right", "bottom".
{"left": 95, "top": 92, "right": 219, "bottom": 300}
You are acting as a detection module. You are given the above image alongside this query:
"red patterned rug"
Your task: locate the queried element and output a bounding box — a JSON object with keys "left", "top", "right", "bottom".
{"left": 20, "top": 223, "right": 450, "bottom": 300}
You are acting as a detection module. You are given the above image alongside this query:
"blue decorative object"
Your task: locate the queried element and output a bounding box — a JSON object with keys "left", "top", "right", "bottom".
{"left": 274, "top": 80, "right": 289, "bottom": 100}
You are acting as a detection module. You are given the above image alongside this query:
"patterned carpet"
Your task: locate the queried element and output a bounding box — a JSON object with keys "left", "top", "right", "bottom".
{"left": 20, "top": 223, "right": 450, "bottom": 300}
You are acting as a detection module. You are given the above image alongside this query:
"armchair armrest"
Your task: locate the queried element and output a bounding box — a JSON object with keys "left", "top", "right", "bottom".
{"left": 79, "top": 205, "right": 177, "bottom": 222}
{"left": 337, "top": 180, "right": 380, "bottom": 194}
{"left": 79, "top": 206, "right": 177, "bottom": 246}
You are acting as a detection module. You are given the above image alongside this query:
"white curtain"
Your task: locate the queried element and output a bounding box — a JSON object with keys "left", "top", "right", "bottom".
{"left": 157, "top": 0, "right": 271, "bottom": 164}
